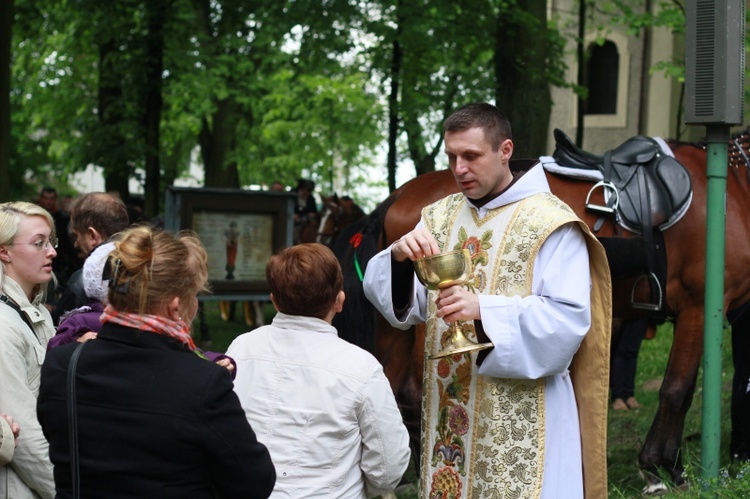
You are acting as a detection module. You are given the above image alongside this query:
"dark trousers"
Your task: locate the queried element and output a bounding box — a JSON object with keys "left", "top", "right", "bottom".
{"left": 610, "top": 318, "right": 647, "bottom": 400}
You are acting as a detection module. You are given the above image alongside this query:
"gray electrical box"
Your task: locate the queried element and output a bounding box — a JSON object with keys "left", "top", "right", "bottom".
{"left": 685, "top": 0, "right": 745, "bottom": 125}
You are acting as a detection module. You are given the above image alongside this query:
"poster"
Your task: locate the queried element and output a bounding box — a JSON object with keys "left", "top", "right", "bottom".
{"left": 192, "top": 211, "right": 274, "bottom": 282}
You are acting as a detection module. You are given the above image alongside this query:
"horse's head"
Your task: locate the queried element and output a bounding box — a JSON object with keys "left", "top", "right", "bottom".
{"left": 316, "top": 194, "right": 367, "bottom": 246}
{"left": 317, "top": 195, "right": 342, "bottom": 245}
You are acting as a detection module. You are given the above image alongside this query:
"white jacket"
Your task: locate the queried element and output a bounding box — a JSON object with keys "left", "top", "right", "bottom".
{"left": 228, "top": 313, "right": 411, "bottom": 498}
{"left": 0, "top": 415, "right": 14, "bottom": 466}
{"left": 0, "top": 277, "right": 55, "bottom": 499}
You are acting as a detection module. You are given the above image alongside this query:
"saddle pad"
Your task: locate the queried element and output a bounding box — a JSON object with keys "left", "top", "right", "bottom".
{"left": 539, "top": 156, "right": 603, "bottom": 181}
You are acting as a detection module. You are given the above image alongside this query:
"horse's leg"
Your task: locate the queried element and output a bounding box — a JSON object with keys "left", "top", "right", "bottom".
{"left": 728, "top": 305, "right": 750, "bottom": 461}
{"left": 639, "top": 306, "right": 703, "bottom": 488}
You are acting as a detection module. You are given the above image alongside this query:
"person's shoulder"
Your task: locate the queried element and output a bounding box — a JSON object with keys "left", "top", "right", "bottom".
{"left": 0, "top": 302, "right": 29, "bottom": 337}
{"left": 327, "top": 336, "right": 383, "bottom": 374}
{"left": 166, "top": 346, "right": 228, "bottom": 375}
{"left": 42, "top": 340, "right": 79, "bottom": 369}
{"left": 226, "top": 326, "right": 271, "bottom": 355}
{"left": 423, "top": 192, "right": 464, "bottom": 213}
{"left": 534, "top": 191, "right": 577, "bottom": 216}
{"left": 65, "top": 269, "right": 85, "bottom": 287}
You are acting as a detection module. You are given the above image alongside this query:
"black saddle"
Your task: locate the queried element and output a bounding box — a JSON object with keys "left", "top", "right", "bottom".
{"left": 552, "top": 128, "right": 692, "bottom": 231}
{"left": 552, "top": 129, "right": 694, "bottom": 312}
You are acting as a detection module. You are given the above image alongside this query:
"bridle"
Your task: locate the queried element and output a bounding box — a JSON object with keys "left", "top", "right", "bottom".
{"left": 317, "top": 203, "right": 341, "bottom": 245}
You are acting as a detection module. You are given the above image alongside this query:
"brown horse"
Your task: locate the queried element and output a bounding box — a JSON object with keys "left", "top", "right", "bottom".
{"left": 331, "top": 130, "right": 750, "bottom": 489}
{"left": 293, "top": 194, "right": 367, "bottom": 245}
{"left": 316, "top": 194, "right": 366, "bottom": 246}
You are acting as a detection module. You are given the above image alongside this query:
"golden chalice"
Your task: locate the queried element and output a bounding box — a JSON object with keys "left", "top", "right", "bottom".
{"left": 414, "top": 248, "right": 494, "bottom": 360}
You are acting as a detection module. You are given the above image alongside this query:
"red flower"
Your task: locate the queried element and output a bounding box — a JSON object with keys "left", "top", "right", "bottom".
{"left": 349, "top": 232, "right": 363, "bottom": 248}
{"left": 437, "top": 359, "right": 451, "bottom": 378}
{"left": 463, "top": 236, "right": 481, "bottom": 258}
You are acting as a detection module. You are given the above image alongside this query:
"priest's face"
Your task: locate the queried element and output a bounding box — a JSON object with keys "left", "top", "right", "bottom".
{"left": 444, "top": 126, "right": 514, "bottom": 201}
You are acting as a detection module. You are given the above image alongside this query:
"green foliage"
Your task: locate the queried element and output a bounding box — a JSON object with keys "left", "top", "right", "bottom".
{"left": 4, "top": 0, "right": 626, "bottom": 203}
{"left": 247, "top": 69, "right": 384, "bottom": 194}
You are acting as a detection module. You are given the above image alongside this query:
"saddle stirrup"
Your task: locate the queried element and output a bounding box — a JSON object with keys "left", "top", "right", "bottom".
{"left": 585, "top": 181, "right": 620, "bottom": 214}
{"left": 631, "top": 272, "right": 663, "bottom": 311}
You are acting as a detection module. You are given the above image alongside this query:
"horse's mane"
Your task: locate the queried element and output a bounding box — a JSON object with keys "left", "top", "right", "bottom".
{"left": 332, "top": 191, "right": 403, "bottom": 353}
{"left": 728, "top": 127, "right": 750, "bottom": 171}
{"left": 668, "top": 127, "right": 750, "bottom": 184}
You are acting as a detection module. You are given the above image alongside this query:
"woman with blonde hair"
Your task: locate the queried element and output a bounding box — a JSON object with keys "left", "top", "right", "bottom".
{"left": 0, "top": 201, "right": 57, "bottom": 499}
{"left": 38, "top": 225, "right": 275, "bottom": 498}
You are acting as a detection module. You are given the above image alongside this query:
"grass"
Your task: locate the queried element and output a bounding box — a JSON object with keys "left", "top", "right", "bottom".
{"left": 196, "top": 303, "right": 748, "bottom": 497}
{"left": 607, "top": 321, "right": 748, "bottom": 498}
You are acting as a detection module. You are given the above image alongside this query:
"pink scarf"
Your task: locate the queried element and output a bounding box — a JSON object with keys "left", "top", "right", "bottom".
{"left": 101, "top": 305, "right": 202, "bottom": 355}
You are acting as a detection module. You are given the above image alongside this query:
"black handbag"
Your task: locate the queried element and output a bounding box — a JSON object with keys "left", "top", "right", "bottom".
{"left": 67, "top": 341, "right": 89, "bottom": 499}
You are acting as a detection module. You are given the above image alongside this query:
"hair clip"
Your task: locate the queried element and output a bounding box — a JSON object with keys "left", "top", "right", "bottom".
{"left": 107, "top": 258, "right": 130, "bottom": 294}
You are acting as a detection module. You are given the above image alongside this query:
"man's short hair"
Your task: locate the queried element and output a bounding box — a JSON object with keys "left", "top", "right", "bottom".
{"left": 443, "top": 102, "right": 513, "bottom": 151}
{"left": 266, "top": 243, "right": 342, "bottom": 319}
{"left": 70, "top": 192, "right": 130, "bottom": 239}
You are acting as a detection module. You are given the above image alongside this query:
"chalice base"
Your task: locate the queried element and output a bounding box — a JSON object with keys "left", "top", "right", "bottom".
{"left": 429, "top": 327, "right": 494, "bottom": 360}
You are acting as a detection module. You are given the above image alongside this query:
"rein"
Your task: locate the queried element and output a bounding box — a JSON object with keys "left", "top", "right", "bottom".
{"left": 349, "top": 233, "right": 364, "bottom": 281}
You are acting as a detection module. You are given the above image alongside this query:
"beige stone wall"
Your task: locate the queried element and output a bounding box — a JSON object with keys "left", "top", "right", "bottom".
{"left": 546, "top": 0, "right": 688, "bottom": 156}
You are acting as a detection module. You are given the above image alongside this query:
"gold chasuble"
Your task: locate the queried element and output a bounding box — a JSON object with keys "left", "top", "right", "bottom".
{"left": 420, "top": 192, "right": 611, "bottom": 499}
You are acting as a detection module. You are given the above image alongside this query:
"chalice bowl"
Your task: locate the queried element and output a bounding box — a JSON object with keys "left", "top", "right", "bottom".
{"left": 414, "top": 248, "right": 494, "bottom": 360}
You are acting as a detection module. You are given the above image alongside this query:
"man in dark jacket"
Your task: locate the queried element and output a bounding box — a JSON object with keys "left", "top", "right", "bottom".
{"left": 52, "top": 193, "right": 130, "bottom": 324}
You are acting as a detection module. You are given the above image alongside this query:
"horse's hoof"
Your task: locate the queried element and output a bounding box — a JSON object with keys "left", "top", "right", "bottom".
{"left": 641, "top": 482, "right": 668, "bottom": 496}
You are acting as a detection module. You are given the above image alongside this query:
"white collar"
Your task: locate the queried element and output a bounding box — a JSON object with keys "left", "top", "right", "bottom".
{"left": 467, "top": 162, "right": 551, "bottom": 217}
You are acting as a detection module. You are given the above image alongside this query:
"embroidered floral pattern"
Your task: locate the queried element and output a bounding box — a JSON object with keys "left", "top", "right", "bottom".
{"left": 421, "top": 192, "right": 576, "bottom": 498}
{"left": 437, "top": 359, "right": 451, "bottom": 378}
{"left": 429, "top": 466, "right": 462, "bottom": 499}
{"left": 448, "top": 405, "right": 469, "bottom": 436}
{"left": 454, "top": 227, "right": 492, "bottom": 292}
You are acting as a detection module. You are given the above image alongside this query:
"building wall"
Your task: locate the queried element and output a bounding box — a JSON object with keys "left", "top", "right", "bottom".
{"left": 547, "top": 0, "right": 685, "bottom": 156}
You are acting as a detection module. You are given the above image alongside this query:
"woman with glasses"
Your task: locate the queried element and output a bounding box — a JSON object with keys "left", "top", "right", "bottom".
{"left": 0, "top": 201, "right": 57, "bottom": 499}
{"left": 38, "top": 225, "right": 275, "bottom": 498}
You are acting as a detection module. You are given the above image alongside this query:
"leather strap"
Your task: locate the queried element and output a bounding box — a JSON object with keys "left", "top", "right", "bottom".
{"left": 68, "top": 341, "right": 89, "bottom": 499}
{"left": 0, "top": 295, "right": 39, "bottom": 343}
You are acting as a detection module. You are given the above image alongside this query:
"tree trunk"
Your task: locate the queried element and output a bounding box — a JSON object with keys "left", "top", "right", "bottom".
{"left": 494, "top": 0, "right": 551, "bottom": 158}
{"left": 386, "top": 34, "right": 402, "bottom": 193}
{"left": 143, "top": 0, "right": 167, "bottom": 217}
{"left": 99, "top": 40, "right": 131, "bottom": 202}
{"left": 0, "top": 0, "right": 13, "bottom": 202}
{"left": 199, "top": 99, "right": 241, "bottom": 188}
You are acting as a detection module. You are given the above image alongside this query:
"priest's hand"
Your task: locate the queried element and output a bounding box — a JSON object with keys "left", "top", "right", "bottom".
{"left": 435, "top": 286, "right": 480, "bottom": 323}
{"left": 391, "top": 228, "right": 440, "bottom": 262}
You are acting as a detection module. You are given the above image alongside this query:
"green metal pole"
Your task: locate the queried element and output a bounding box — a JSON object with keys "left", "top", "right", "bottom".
{"left": 701, "top": 124, "right": 729, "bottom": 482}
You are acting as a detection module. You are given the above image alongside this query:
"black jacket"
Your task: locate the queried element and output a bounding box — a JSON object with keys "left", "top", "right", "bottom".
{"left": 38, "top": 323, "right": 276, "bottom": 498}
{"left": 51, "top": 268, "right": 85, "bottom": 325}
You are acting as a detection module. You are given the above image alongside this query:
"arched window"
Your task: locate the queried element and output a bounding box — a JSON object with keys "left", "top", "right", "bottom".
{"left": 584, "top": 40, "right": 619, "bottom": 115}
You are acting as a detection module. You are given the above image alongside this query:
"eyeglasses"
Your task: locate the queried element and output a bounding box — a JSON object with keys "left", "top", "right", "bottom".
{"left": 8, "top": 237, "right": 58, "bottom": 251}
